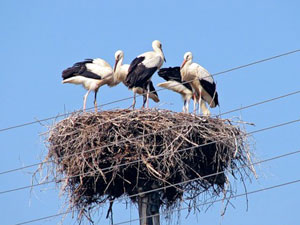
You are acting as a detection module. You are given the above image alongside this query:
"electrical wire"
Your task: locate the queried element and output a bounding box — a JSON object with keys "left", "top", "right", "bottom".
{"left": 5, "top": 49, "right": 300, "bottom": 225}
{"left": 1, "top": 89, "right": 299, "bottom": 177}
{"left": 1, "top": 118, "right": 300, "bottom": 196}
{"left": 12, "top": 150, "right": 300, "bottom": 225}
{"left": 113, "top": 179, "right": 300, "bottom": 225}
{"left": 219, "top": 90, "right": 300, "bottom": 116}
{"left": 1, "top": 49, "right": 299, "bottom": 133}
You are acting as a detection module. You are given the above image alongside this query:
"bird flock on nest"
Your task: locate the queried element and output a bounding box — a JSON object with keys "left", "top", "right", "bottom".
{"left": 62, "top": 40, "right": 219, "bottom": 116}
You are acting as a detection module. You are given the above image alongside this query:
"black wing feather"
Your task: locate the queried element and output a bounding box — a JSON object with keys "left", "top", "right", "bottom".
{"left": 200, "top": 79, "right": 219, "bottom": 106}
{"left": 74, "top": 59, "right": 93, "bottom": 67}
{"left": 125, "top": 56, "right": 157, "bottom": 89}
{"left": 127, "top": 57, "right": 145, "bottom": 75}
{"left": 158, "top": 67, "right": 181, "bottom": 82}
{"left": 62, "top": 67, "right": 80, "bottom": 80}
{"left": 62, "top": 59, "right": 102, "bottom": 81}
{"left": 158, "top": 67, "right": 193, "bottom": 91}
{"left": 148, "top": 80, "right": 158, "bottom": 98}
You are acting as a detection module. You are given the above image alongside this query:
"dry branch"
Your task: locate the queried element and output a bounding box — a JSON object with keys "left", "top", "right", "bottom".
{"left": 43, "top": 109, "right": 254, "bottom": 223}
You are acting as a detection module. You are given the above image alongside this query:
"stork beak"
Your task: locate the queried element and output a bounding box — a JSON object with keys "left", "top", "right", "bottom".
{"left": 161, "top": 49, "right": 166, "bottom": 63}
{"left": 180, "top": 59, "right": 187, "bottom": 69}
{"left": 113, "top": 59, "right": 118, "bottom": 73}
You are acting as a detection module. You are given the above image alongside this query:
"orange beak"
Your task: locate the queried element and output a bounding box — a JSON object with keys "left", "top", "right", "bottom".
{"left": 180, "top": 59, "right": 187, "bottom": 69}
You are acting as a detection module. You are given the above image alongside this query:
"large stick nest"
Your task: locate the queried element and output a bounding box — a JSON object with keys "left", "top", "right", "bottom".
{"left": 45, "top": 109, "right": 254, "bottom": 220}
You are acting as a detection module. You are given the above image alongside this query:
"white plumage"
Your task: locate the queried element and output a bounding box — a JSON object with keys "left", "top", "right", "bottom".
{"left": 158, "top": 81, "right": 193, "bottom": 113}
{"left": 113, "top": 50, "right": 160, "bottom": 104}
{"left": 180, "top": 52, "right": 219, "bottom": 115}
{"left": 157, "top": 67, "right": 193, "bottom": 113}
{"left": 62, "top": 56, "right": 117, "bottom": 112}
{"left": 124, "top": 40, "right": 165, "bottom": 109}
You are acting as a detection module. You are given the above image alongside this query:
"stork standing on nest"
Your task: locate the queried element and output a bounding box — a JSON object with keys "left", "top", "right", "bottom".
{"left": 180, "top": 52, "right": 219, "bottom": 116}
{"left": 157, "top": 67, "right": 193, "bottom": 113}
{"left": 113, "top": 50, "right": 160, "bottom": 105}
{"left": 124, "top": 40, "right": 166, "bottom": 109}
{"left": 62, "top": 55, "right": 118, "bottom": 112}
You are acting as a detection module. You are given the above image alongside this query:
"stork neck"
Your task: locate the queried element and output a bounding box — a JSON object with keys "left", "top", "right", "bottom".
{"left": 155, "top": 49, "right": 166, "bottom": 65}
{"left": 186, "top": 59, "right": 192, "bottom": 66}
{"left": 114, "top": 57, "right": 128, "bottom": 83}
{"left": 182, "top": 59, "right": 192, "bottom": 71}
{"left": 153, "top": 45, "right": 164, "bottom": 57}
{"left": 184, "top": 60, "right": 192, "bottom": 69}
{"left": 115, "top": 56, "right": 123, "bottom": 73}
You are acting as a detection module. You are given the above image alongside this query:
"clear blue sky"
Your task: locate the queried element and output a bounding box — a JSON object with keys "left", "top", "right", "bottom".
{"left": 1, "top": 1, "right": 300, "bottom": 224}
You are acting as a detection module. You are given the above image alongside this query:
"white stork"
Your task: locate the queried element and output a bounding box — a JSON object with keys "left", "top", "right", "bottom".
{"left": 124, "top": 40, "right": 166, "bottom": 109}
{"left": 113, "top": 50, "right": 159, "bottom": 105}
{"left": 62, "top": 56, "right": 117, "bottom": 112}
{"left": 157, "top": 67, "right": 193, "bottom": 113}
{"left": 180, "top": 52, "right": 219, "bottom": 116}
{"left": 113, "top": 50, "right": 129, "bottom": 85}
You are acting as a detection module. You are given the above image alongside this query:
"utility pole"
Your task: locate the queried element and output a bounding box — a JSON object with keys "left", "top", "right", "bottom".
{"left": 138, "top": 188, "right": 161, "bottom": 225}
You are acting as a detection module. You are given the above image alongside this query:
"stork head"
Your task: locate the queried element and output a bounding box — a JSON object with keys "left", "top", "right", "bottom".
{"left": 152, "top": 40, "right": 162, "bottom": 49}
{"left": 181, "top": 52, "right": 193, "bottom": 69}
{"left": 114, "top": 50, "right": 124, "bottom": 72}
{"left": 152, "top": 40, "right": 166, "bottom": 62}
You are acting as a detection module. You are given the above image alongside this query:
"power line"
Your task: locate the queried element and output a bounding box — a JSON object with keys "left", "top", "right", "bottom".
{"left": 0, "top": 110, "right": 141, "bottom": 176}
{"left": 1, "top": 89, "right": 299, "bottom": 177}
{"left": 5, "top": 49, "right": 300, "bottom": 225}
{"left": 212, "top": 49, "right": 300, "bottom": 76}
{"left": 1, "top": 49, "right": 299, "bottom": 133}
{"left": 34, "top": 113, "right": 300, "bottom": 167}
{"left": 0, "top": 90, "right": 300, "bottom": 178}
{"left": 108, "top": 148, "right": 300, "bottom": 204}
{"left": 113, "top": 179, "right": 300, "bottom": 225}
{"left": 1, "top": 116, "right": 300, "bottom": 195}
{"left": 219, "top": 90, "right": 300, "bottom": 116}
{"left": 12, "top": 150, "right": 300, "bottom": 225}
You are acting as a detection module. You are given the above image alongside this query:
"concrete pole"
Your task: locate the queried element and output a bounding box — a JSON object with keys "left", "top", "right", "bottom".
{"left": 138, "top": 191, "right": 160, "bottom": 225}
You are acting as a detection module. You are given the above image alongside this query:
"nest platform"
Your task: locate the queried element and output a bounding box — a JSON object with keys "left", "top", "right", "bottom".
{"left": 45, "top": 109, "right": 254, "bottom": 221}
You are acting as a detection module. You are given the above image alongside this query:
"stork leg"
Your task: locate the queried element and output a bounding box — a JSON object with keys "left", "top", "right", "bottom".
{"left": 186, "top": 99, "right": 190, "bottom": 113}
{"left": 142, "top": 91, "right": 147, "bottom": 109}
{"left": 146, "top": 82, "right": 150, "bottom": 108}
{"left": 183, "top": 100, "right": 187, "bottom": 113}
{"left": 200, "top": 101, "right": 210, "bottom": 116}
{"left": 83, "top": 90, "right": 91, "bottom": 112}
{"left": 146, "top": 94, "right": 149, "bottom": 108}
{"left": 193, "top": 94, "right": 197, "bottom": 114}
{"left": 198, "top": 92, "right": 202, "bottom": 115}
{"left": 133, "top": 92, "right": 136, "bottom": 110}
{"left": 94, "top": 89, "right": 99, "bottom": 113}
{"left": 129, "top": 92, "right": 137, "bottom": 110}
{"left": 183, "top": 99, "right": 190, "bottom": 113}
